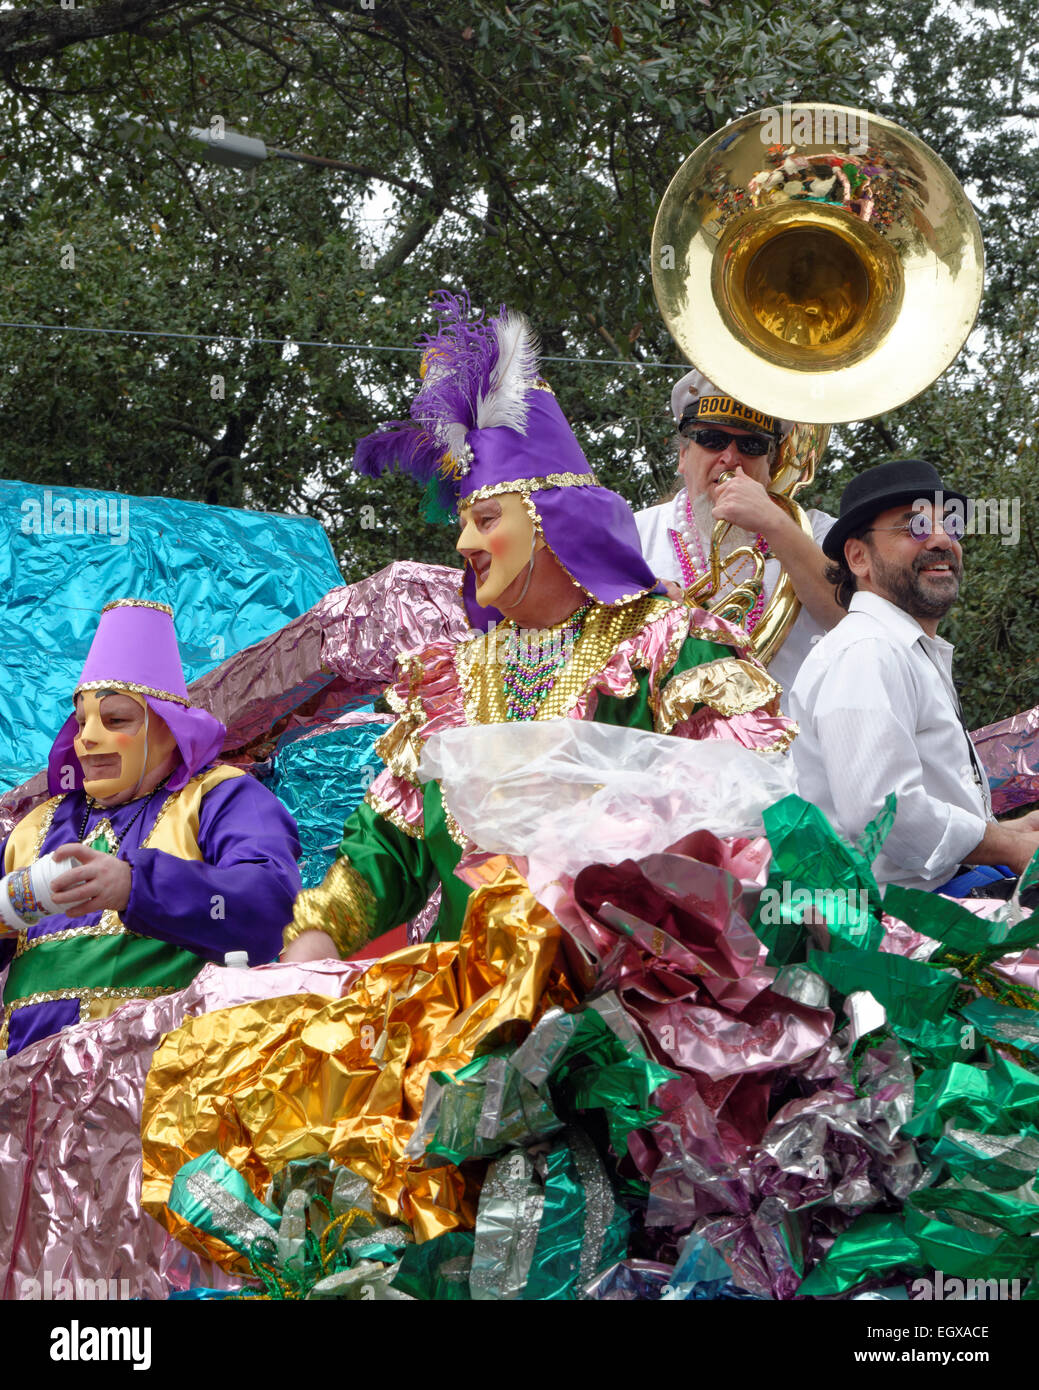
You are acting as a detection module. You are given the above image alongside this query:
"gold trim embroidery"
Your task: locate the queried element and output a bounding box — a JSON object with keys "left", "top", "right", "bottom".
{"left": 0, "top": 984, "right": 177, "bottom": 1050}
{"left": 364, "top": 788, "right": 425, "bottom": 840}
{"left": 100, "top": 599, "right": 174, "bottom": 617}
{"left": 443, "top": 804, "right": 468, "bottom": 848}
{"left": 14, "top": 909, "right": 138, "bottom": 958}
{"left": 75, "top": 679, "right": 190, "bottom": 706}
{"left": 458, "top": 473, "right": 601, "bottom": 508}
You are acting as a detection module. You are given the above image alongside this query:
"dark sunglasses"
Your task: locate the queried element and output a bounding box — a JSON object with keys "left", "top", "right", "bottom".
{"left": 681, "top": 426, "right": 773, "bottom": 457}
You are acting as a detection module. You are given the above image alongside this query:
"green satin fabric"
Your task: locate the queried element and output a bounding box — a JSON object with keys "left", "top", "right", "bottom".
{"left": 5, "top": 930, "right": 203, "bottom": 1005}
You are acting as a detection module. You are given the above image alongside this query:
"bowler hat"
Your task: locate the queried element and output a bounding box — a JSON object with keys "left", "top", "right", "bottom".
{"left": 822, "top": 459, "right": 969, "bottom": 561}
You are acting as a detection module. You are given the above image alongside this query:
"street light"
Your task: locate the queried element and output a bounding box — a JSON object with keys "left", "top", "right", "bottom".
{"left": 116, "top": 115, "right": 364, "bottom": 175}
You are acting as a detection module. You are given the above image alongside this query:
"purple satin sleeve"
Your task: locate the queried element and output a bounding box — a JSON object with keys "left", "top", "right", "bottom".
{"left": 121, "top": 775, "right": 302, "bottom": 965}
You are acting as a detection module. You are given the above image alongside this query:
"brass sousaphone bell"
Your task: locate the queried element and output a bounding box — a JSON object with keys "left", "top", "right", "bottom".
{"left": 652, "top": 103, "right": 984, "bottom": 664}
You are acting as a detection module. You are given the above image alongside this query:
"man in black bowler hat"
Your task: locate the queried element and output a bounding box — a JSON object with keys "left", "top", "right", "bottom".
{"left": 790, "top": 459, "right": 1039, "bottom": 895}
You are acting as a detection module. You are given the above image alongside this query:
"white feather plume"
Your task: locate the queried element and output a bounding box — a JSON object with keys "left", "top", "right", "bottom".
{"left": 475, "top": 311, "right": 539, "bottom": 433}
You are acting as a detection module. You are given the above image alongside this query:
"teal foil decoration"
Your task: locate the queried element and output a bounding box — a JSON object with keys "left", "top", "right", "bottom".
{"left": 266, "top": 721, "right": 390, "bottom": 888}
{"left": 0, "top": 478, "right": 343, "bottom": 794}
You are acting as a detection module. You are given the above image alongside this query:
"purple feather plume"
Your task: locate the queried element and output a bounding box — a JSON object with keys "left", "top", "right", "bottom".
{"left": 352, "top": 289, "right": 521, "bottom": 516}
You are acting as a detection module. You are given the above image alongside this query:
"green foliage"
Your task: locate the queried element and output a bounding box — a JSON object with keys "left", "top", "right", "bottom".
{"left": 0, "top": 0, "right": 878, "bottom": 585}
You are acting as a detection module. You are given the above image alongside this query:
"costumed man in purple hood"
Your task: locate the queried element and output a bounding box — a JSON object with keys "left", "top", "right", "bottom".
{"left": 283, "top": 293, "right": 795, "bottom": 963}
{"left": 0, "top": 599, "right": 302, "bottom": 1056}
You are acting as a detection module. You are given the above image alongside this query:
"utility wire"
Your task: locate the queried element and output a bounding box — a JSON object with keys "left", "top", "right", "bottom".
{"left": 0, "top": 318, "right": 686, "bottom": 371}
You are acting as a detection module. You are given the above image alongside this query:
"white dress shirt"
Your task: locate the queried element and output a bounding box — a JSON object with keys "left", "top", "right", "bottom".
{"left": 635, "top": 489, "right": 834, "bottom": 713}
{"left": 790, "top": 590, "right": 990, "bottom": 891}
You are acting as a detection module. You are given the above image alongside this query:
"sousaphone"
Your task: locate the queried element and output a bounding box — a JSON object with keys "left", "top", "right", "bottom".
{"left": 652, "top": 102, "right": 984, "bottom": 664}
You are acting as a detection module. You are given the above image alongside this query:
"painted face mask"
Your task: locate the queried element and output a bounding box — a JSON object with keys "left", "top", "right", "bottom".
{"left": 456, "top": 492, "right": 545, "bottom": 608}
{"left": 73, "top": 688, "right": 179, "bottom": 804}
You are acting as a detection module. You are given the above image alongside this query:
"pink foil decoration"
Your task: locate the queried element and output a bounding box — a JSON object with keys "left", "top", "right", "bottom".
{"left": 0, "top": 960, "right": 368, "bottom": 1301}
{"left": 972, "top": 703, "right": 1039, "bottom": 815}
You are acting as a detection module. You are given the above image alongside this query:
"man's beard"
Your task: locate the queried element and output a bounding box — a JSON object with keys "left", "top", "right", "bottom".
{"left": 689, "top": 491, "right": 761, "bottom": 591}
{"left": 871, "top": 545, "right": 963, "bottom": 620}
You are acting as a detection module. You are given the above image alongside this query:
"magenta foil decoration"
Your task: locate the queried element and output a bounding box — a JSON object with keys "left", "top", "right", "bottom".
{"left": 0, "top": 960, "right": 368, "bottom": 1301}
{"left": 972, "top": 703, "right": 1039, "bottom": 815}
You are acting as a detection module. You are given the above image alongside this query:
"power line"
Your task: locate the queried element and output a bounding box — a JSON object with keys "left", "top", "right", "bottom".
{"left": 0, "top": 318, "right": 686, "bottom": 371}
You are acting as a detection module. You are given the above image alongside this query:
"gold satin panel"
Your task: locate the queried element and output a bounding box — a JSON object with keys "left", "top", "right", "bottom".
{"left": 141, "top": 857, "right": 576, "bottom": 1263}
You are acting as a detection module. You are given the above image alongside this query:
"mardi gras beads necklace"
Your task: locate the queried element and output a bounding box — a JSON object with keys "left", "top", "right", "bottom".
{"left": 77, "top": 778, "right": 170, "bottom": 855}
{"left": 501, "top": 602, "right": 592, "bottom": 721}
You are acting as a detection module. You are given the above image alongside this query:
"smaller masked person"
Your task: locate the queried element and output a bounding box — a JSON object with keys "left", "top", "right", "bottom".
{"left": 635, "top": 370, "right": 841, "bottom": 708}
{"left": 0, "top": 600, "right": 302, "bottom": 1056}
{"left": 283, "top": 293, "right": 794, "bottom": 963}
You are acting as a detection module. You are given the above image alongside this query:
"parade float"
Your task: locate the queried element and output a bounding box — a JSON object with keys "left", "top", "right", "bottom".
{"left": 4, "top": 104, "right": 1039, "bottom": 1305}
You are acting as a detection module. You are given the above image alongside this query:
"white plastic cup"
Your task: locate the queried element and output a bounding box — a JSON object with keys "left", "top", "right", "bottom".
{"left": 0, "top": 850, "right": 72, "bottom": 930}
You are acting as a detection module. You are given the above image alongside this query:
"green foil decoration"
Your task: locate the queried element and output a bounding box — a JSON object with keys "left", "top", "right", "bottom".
{"left": 751, "top": 793, "right": 890, "bottom": 965}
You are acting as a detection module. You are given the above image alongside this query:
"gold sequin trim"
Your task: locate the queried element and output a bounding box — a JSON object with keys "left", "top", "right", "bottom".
{"left": 283, "top": 856, "right": 377, "bottom": 958}
{"left": 458, "top": 473, "right": 600, "bottom": 507}
{"left": 657, "top": 658, "right": 783, "bottom": 732}
{"left": 364, "top": 787, "right": 425, "bottom": 840}
{"left": 758, "top": 723, "right": 799, "bottom": 754}
{"left": 101, "top": 599, "right": 174, "bottom": 617}
{"left": 456, "top": 595, "right": 659, "bottom": 725}
{"left": 443, "top": 804, "right": 468, "bottom": 849}
{"left": 30, "top": 798, "right": 63, "bottom": 860}
{"left": 13, "top": 909, "right": 135, "bottom": 958}
{"left": 75, "top": 679, "right": 190, "bottom": 706}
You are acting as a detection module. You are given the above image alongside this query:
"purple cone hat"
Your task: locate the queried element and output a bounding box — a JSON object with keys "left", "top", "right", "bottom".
{"left": 48, "top": 599, "right": 227, "bottom": 794}
{"left": 355, "top": 291, "right": 660, "bottom": 630}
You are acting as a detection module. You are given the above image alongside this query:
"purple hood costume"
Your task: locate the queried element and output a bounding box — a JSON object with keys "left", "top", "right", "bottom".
{"left": 2, "top": 600, "right": 301, "bottom": 1057}
{"left": 48, "top": 599, "right": 226, "bottom": 794}
{"left": 354, "top": 292, "right": 659, "bottom": 630}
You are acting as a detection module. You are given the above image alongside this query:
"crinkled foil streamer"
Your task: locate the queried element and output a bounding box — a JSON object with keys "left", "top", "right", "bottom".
{"left": 141, "top": 857, "right": 571, "bottom": 1255}
{"left": 0, "top": 479, "right": 344, "bottom": 802}
{"left": 164, "top": 1150, "right": 416, "bottom": 1298}
{"left": 0, "top": 958, "right": 367, "bottom": 1299}
{"left": 0, "top": 559, "right": 465, "bottom": 832}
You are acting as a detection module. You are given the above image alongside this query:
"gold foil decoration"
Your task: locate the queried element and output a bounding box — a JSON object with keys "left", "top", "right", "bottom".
{"left": 657, "top": 656, "right": 782, "bottom": 730}
{"left": 142, "top": 856, "right": 571, "bottom": 1261}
